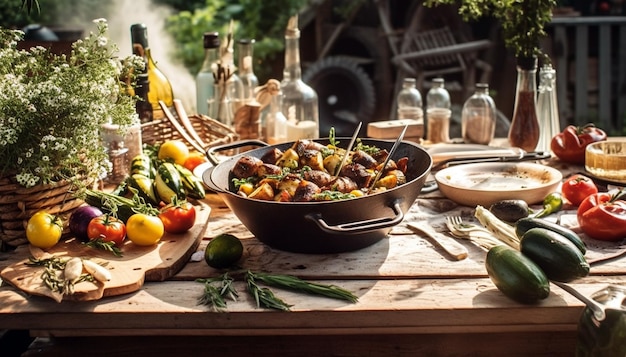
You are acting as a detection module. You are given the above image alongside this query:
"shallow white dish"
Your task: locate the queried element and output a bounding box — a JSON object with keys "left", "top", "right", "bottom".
{"left": 434, "top": 162, "right": 562, "bottom": 207}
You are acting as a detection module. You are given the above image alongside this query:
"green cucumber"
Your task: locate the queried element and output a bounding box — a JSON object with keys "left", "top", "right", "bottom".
{"left": 485, "top": 245, "right": 550, "bottom": 304}
{"left": 155, "top": 162, "right": 185, "bottom": 203}
{"left": 128, "top": 173, "right": 159, "bottom": 206}
{"left": 520, "top": 227, "right": 590, "bottom": 283}
{"left": 174, "top": 163, "right": 206, "bottom": 199}
{"left": 515, "top": 217, "right": 586, "bottom": 254}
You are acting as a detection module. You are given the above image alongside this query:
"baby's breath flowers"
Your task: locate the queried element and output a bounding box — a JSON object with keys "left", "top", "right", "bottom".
{"left": 0, "top": 19, "right": 142, "bottom": 188}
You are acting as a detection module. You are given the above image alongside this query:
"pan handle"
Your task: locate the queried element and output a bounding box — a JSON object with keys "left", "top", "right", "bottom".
{"left": 305, "top": 200, "right": 404, "bottom": 235}
{"left": 206, "top": 140, "right": 269, "bottom": 165}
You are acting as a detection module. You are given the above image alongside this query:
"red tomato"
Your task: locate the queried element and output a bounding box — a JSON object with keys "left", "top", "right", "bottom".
{"left": 577, "top": 191, "right": 626, "bottom": 241}
{"left": 158, "top": 199, "right": 196, "bottom": 233}
{"left": 87, "top": 215, "right": 127, "bottom": 247}
{"left": 183, "top": 152, "right": 208, "bottom": 171}
{"left": 561, "top": 174, "right": 598, "bottom": 206}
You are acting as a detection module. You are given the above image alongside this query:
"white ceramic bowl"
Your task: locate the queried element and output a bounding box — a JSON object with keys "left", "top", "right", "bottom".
{"left": 435, "top": 162, "right": 562, "bottom": 207}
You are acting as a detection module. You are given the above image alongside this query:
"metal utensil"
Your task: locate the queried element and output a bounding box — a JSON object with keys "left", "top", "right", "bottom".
{"left": 552, "top": 281, "right": 607, "bottom": 321}
{"left": 431, "top": 151, "right": 551, "bottom": 171}
{"left": 368, "top": 125, "right": 408, "bottom": 194}
{"left": 332, "top": 122, "right": 362, "bottom": 180}
{"left": 408, "top": 221, "right": 469, "bottom": 260}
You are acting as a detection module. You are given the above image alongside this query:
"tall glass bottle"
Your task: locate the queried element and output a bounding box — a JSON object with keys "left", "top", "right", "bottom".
{"left": 196, "top": 32, "right": 220, "bottom": 116}
{"left": 396, "top": 77, "right": 423, "bottom": 122}
{"left": 461, "top": 83, "right": 496, "bottom": 145}
{"left": 130, "top": 23, "right": 174, "bottom": 120}
{"left": 238, "top": 38, "right": 259, "bottom": 103}
{"left": 508, "top": 57, "right": 540, "bottom": 152}
{"left": 425, "top": 78, "right": 451, "bottom": 143}
{"left": 134, "top": 73, "right": 153, "bottom": 123}
{"left": 211, "top": 30, "right": 244, "bottom": 125}
{"left": 536, "top": 64, "right": 560, "bottom": 153}
{"left": 280, "top": 15, "right": 319, "bottom": 140}
{"left": 265, "top": 91, "right": 288, "bottom": 145}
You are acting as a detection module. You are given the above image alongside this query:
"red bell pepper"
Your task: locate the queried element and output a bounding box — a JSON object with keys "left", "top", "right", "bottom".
{"left": 550, "top": 124, "right": 607, "bottom": 165}
{"left": 577, "top": 190, "right": 626, "bottom": 241}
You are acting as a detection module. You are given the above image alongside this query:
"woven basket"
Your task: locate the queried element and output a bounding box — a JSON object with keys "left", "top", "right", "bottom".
{"left": 141, "top": 114, "right": 238, "bottom": 151}
{"left": 0, "top": 176, "right": 93, "bottom": 248}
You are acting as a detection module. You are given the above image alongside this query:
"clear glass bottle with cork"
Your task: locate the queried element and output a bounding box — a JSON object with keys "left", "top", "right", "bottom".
{"left": 211, "top": 26, "right": 244, "bottom": 126}
{"left": 461, "top": 83, "right": 496, "bottom": 145}
{"left": 196, "top": 32, "right": 220, "bottom": 116}
{"left": 280, "top": 15, "right": 319, "bottom": 140}
{"left": 425, "top": 77, "right": 451, "bottom": 143}
{"left": 396, "top": 77, "right": 423, "bottom": 122}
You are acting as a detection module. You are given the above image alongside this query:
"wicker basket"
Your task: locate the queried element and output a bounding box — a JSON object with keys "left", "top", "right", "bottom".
{"left": 0, "top": 176, "right": 93, "bottom": 248}
{"left": 141, "top": 114, "right": 238, "bottom": 151}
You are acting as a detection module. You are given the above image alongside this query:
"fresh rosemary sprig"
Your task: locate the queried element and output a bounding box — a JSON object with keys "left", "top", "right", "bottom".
{"left": 196, "top": 273, "right": 238, "bottom": 311}
{"left": 84, "top": 238, "right": 123, "bottom": 257}
{"left": 245, "top": 271, "right": 292, "bottom": 311}
{"left": 248, "top": 271, "right": 359, "bottom": 303}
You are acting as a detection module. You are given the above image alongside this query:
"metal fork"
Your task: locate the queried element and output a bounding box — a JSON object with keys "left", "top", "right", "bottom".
{"left": 445, "top": 216, "right": 490, "bottom": 236}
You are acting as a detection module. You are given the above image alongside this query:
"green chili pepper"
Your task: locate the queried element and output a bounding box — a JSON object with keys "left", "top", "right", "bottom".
{"left": 533, "top": 192, "right": 563, "bottom": 218}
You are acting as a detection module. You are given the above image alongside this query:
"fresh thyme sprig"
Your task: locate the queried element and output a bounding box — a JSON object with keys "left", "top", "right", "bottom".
{"left": 84, "top": 238, "right": 123, "bottom": 257}
{"left": 196, "top": 273, "right": 238, "bottom": 311}
{"left": 248, "top": 271, "right": 359, "bottom": 303}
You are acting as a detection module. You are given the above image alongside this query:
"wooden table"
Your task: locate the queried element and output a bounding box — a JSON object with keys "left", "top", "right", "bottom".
{"left": 1, "top": 156, "right": 625, "bottom": 357}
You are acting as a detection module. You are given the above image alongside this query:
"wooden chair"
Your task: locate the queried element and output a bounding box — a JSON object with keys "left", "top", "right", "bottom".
{"left": 375, "top": 1, "right": 493, "bottom": 117}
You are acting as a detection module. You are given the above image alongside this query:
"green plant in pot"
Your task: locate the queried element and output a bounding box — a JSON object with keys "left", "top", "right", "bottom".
{"left": 424, "top": 0, "right": 557, "bottom": 151}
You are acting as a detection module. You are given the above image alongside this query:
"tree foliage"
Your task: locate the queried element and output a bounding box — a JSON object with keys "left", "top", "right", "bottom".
{"left": 425, "top": 0, "right": 557, "bottom": 60}
{"left": 162, "top": 0, "right": 310, "bottom": 81}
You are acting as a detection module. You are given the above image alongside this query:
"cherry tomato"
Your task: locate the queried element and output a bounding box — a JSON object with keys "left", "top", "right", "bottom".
{"left": 577, "top": 191, "right": 626, "bottom": 241}
{"left": 26, "top": 211, "right": 63, "bottom": 249}
{"left": 183, "top": 152, "right": 208, "bottom": 171}
{"left": 87, "top": 215, "right": 127, "bottom": 247}
{"left": 561, "top": 174, "right": 598, "bottom": 206}
{"left": 158, "top": 199, "right": 196, "bottom": 233}
{"left": 126, "top": 213, "right": 164, "bottom": 246}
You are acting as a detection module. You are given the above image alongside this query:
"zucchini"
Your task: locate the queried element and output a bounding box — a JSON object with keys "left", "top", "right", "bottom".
{"left": 515, "top": 217, "right": 586, "bottom": 254}
{"left": 81, "top": 189, "right": 137, "bottom": 223}
{"left": 130, "top": 153, "right": 153, "bottom": 178}
{"left": 520, "top": 227, "right": 590, "bottom": 283}
{"left": 128, "top": 174, "right": 159, "bottom": 206}
{"left": 155, "top": 162, "right": 185, "bottom": 203}
{"left": 485, "top": 245, "right": 550, "bottom": 303}
{"left": 174, "top": 163, "right": 206, "bottom": 199}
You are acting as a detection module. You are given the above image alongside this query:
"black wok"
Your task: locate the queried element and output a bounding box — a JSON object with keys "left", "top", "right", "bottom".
{"left": 203, "top": 138, "right": 432, "bottom": 254}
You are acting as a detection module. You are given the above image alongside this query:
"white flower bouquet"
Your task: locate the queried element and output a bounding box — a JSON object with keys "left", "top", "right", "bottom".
{"left": 0, "top": 18, "right": 142, "bottom": 188}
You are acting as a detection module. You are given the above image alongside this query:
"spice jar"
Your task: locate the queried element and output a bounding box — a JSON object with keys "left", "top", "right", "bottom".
{"left": 425, "top": 78, "right": 451, "bottom": 143}
{"left": 396, "top": 77, "right": 423, "bottom": 123}
{"left": 461, "top": 83, "right": 496, "bottom": 145}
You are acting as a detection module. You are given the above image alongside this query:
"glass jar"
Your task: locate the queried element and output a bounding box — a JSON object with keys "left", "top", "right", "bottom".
{"left": 575, "top": 285, "right": 626, "bottom": 356}
{"left": 461, "top": 83, "right": 496, "bottom": 145}
{"left": 425, "top": 78, "right": 451, "bottom": 143}
{"left": 396, "top": 77, "right": 423, "bottom": 123}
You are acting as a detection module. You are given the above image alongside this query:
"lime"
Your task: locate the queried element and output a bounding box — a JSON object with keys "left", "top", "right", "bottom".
{"left": 204, "top": 233, "right": 244, "bottom": 269}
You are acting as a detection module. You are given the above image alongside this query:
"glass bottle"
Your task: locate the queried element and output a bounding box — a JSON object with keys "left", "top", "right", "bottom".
{"left": 134, "top": 73, "right": 153, "bottom": 123}
{"left": 425, "top": 78, "right": 451, "bottom": 143}
{"left": 211, "top": 31, "right": 244, "bottom": 125}
{"left": 238, "top": 38, "right": 259, "bottom": 103}
{"left": 508, "top": 57, "right": 540, "bottom": 152}
{"left": 461, "top": 83, "right": 496, "bottom": 145}
{"left": 536, "top": 64, "right": 560, "bottom": 153}
{"left": 265, "top": 91, "right": 288, "bottom": 145}
{"left": 196, "top": 32, "right": 220, "bottom": 116}
{"left": 396, "top": 77, "right": 423, "bottom": 123}
{"left": 280, "top": 15, "right": 319, "bottom": 140}
{"left": 130, "top": 23, "right": 174, "bottom": 120}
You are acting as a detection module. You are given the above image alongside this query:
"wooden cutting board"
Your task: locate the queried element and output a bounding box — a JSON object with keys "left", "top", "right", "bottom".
{"left": 0, "top": 201, "right": 211, "bottom": 302}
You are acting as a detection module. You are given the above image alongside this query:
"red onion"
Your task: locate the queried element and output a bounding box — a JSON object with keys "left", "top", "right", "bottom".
{"left": 69, "top": 205, "right": 103, "bottom": 242}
